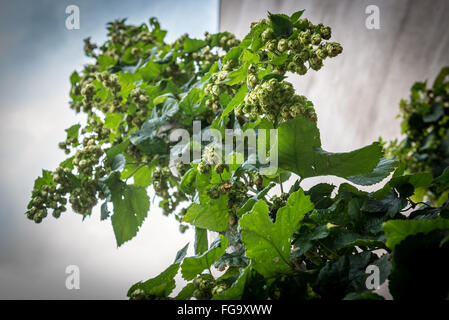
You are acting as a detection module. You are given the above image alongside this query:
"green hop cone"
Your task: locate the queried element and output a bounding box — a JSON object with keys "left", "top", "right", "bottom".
{"left": 298, "top": 49, "right": 310, "bottom": 62}
{"left": 277, "top": 39, "right": 288, "bottom": 52}
{"left": 193, "top": 289, "right": 212, "bottom": 300}
{"left": 320, "top": 26, "right": 332, "bottom": 40}
{"left": 261, "top": 28, "right": 274, "bottom": 42}
{"left": 326, "top": 42, "right": 343, "bottom": 57}
{"left": 299, "top": 31, "right": 311, "bottom": 45}
{"left": 130, "top": 289, "right": 146, "bottom": 300}
{"left": 296, "top": 63, "right": 308, "bottom": 75}
{"left": 212, "top": 283, "right": 228, "bottom": 296}
{"left": 311, "top": 33, "right": 322, "bottom": 46}
{"left": 315, "top": 47, "right": 328, "bottom": 60}
{"left": 198, "top": 161, "right": 211, "bottom": 174}
{"left": 267, "top": 40, "right": 277, "bottom": 52}
{"left": 247, "top": 73, "right": 259, "bottom": 88}
{"left": 288, "top": 39, "right": 302, "bottom": 51}
{"left": 248, "top": 63, "right": 258, "bottom": 74}
{"left": 309, "top": 55, "right": 323, "bottom": 71}
{"left": 214, "top": 163, "right": 226, "bottom": 174}
{"left": 207, "top": 186, "right": 220, "bottom": 199}
{"left": 287, "top": 61, "right": 297, "bottom": 73}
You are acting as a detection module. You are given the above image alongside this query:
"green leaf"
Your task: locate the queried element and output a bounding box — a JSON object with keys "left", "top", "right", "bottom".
{"left": 362, "top": 190, "right": 407, "bottom": 218}
{"left": 59, "top": 157, "right": 75, "bottom": 170}
{"left": 434, "top": 166, "right": 449, "bottom": 193}
{"left": 383, "top": 218, "right": 449, "bottom": 250}
{"left": 346, "top": 158, "right": 398, "bottom": 186}
{"left": 314, "top": 252, "right": 375, "bottom": 299}
{"left": 104, "top": 113, "right": 123, "bottom": 131}
{"left": 105, "top": 173, "right": 150, "bottom": 247}
{"left": 122, "top": 47, "right": 138, "bottom": 64}
{"left": 127, "top": 243, "right": 188, "bottom": 300}
{"left": 153, "top": 92, "right": 173, "bottom": 106}
{"left": 183, "top": 38, "right": 207, "bottom": 53}
{"left": 268, "top": 52, "right": 288, "bottom": 65}
{"left": 432, "top": 66, "right": 449, "bottom": 95}
{"left": 118, "top": 72, "right": 139, "bottom": 101}
{"left": 306, "top": 183, "right": 335, "bottom": 209}
{"left": 179, "top": 88, "right": 203, "bottom": 115}
{"left": 194, "top": 227, "right": 208, "bottom": 255}
{"left": 97, "top": 54, "right": 116, "bottom": 69}
{"left": 371, "top": 253, "right": 392, "bottom": 286}
{"left": 160, "top": 96, "right": 179, "bottom": 119}
{"left": 268, "top": 12, "right": 293, "bottom": 37}
{"left": 128, "top": 263, "right": 178, "bottom": 299}
{"left": 36, "top": 170, "right": 56, "bottom": 190}
{"left": 292, "top": 224, "right": 333, "bottom": 258}
{"left": 65, "top": 124, "right": 81, "bottom": 139}
{"left": 100, "top": 201, "right": 110, "bottom": 221}
{"left": 423, "top": 102, "right": 444, "bottom": 123}
{"left": 250, "top": 23, "right": 269, "bottom": 52}
{"left": 214, "top": 247, "right": 249, "bottom": 269}
{"left": 139, "top": 61, "right": 161, "bottom": 82}
{"left": 106, "top": 139, "right": 130, "bottom": 161}
{"left": 223, "top": 46, "right": 243, "bottom": 63}
{"left": 180, "top": 168, "right": 197, "bottom": 195}
{"left": 225, "top": 65, "right": 248, "bottom": 85}
{"left": 183, "top": 196, "right": 229, "bottom": 232}
{"left": 133, "top": 165, "right": 152, "bottom": 187}
{"left": 221, "top": 85, "right": 248, "bottom": 118}
{"left": 70, "top": 71, "right": 80, "bottom": 85}
{"left": 130, "top": 121, "right": 167, "bottom": 155}
{"left": 277, "top": 116, "right": 383, "bottom": 181}
{"left": 175, "top": 283, "right": 195, "bottom": 300}
{"left": 290, "top": 10, "right": 305, "bottom": 22}
{"left": 154, "top": 50, "right": 173, "bottom": 64}
{"left": 181, "top": 235, "right": 228, "bottom": 281}
{"left": 239, "top": 189, "right": 314, "bottom": 278}
{"left": 389, "top": 230, "right": 449, "bottom": 300}
{"left": 213, "top": 266, "right": 251, "bottom": 300}
{"left": 174, "top": 243, "right": 190, "bottom": 264}
{"left": 237, "top": 182, "right": 276, "bottom": 217}
{"left": 111, "top": 154, "right": 126, "bottom": 171}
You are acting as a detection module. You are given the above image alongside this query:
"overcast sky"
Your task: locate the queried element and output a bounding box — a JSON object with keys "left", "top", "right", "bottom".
{"left": 0, "top": 0, "right": 218, "bottom": 299}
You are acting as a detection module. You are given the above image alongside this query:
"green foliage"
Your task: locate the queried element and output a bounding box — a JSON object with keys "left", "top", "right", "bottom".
{"left": 277, "top": 117, "right": 388, "bottom": 181}
{"left": 27, "top": 10, "right": 449, "bottom": 300}
{"left": 181, "top": 235, "right": 228, "bottom": 281}
{"left": 105, "top": 172, "right": 150, "bottom": 246}
{"left": 384, "top": 66, "right": 449, "bottom": 203}
{"left": 240, "top": 190, "right": 313, "bottom": 278}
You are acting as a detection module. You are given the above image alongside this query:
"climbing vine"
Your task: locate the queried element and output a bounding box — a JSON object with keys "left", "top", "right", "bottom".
{"left": 27, "top": 10, "right": 449, "bottom": 300}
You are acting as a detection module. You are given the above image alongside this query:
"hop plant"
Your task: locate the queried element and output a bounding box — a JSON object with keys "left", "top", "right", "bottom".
{"left": 193, "top": 273, "right": 215, "bottom": 300}
{"left": 250, "top": 14, "right": 342, "bottom": 76}
{"left": 242, "top": 77, "right": 317, "bottom": 123}
{"left": 204, "top": 70, "right": 238, "bottom": 111}
{"left": 385, "top": 66, "right": 449, "bottom": 203}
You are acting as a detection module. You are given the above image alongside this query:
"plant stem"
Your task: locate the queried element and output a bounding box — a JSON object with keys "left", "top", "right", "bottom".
{"left": 278, "top": 175, "right": 284, "bottom": 194}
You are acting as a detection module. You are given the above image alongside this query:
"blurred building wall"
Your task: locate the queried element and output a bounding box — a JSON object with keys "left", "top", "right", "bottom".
{"left": 219, "top": 0, "right": 449, "bottom": 152}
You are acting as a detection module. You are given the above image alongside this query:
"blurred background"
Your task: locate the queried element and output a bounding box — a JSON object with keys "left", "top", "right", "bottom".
{"left": 0, "top": 0, "right": 219, "bottom": 299}
{"left": 0, "top": 0, "right": 448, "bottom": 299}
